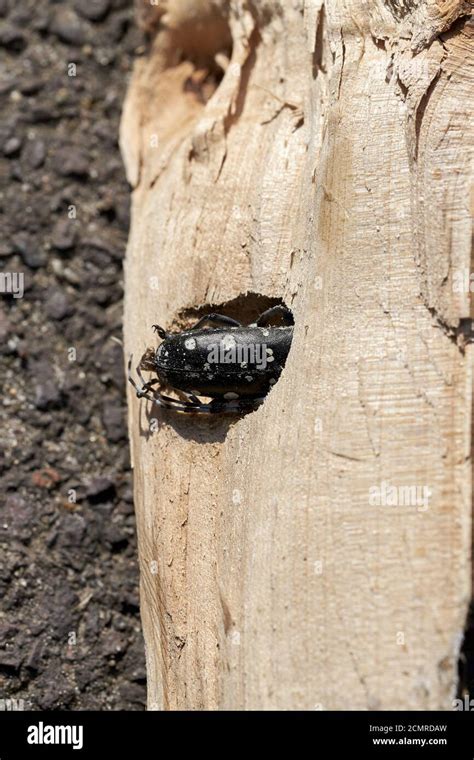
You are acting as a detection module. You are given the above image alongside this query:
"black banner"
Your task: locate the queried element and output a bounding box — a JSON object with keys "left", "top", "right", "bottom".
{"left": 0, "top": 710, "right": 473, "bottom": 757}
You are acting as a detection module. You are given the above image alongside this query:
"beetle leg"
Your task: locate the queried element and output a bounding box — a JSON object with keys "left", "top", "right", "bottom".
{"left": 128, "top": 373, "right": 160, "bottom": 404}
{"left": 157, "top": 393, "right": 264, "bottom": 415}
{"left": 189, "top": 313, "right": 242, "bottom": 331}
{"left": 155, "top": 391, "right": 199, "bottom": 406}
{"left": 181, "top": 397, "right": 265, "bottom": 414}
{"left": 141, "top": 378, "right": 160, "bottom": 395}
{"left": 135, "top": 364, "right": 160, "bottom": 395}
{"left": 153, "top": 393, "right": 266, "bottom": 415}
{"left": 202, "top": 397, "right": 265, "bottom": 414}
{"left": 146, "top": 391, "right": 192, "bottom": 411}
{"left": 173, "top": 389, "right": 203, "bottom": 406}
{"left": 135, "top": 362, "right": 163, "bottom": 397}
{"left": 146, "top": 390, "right": 239, "bottom": 415}
{"left": 128, "top": 355, "right": 162, "bottom": 399}
{"left": 135, "top": 361, "right": 154, "bottom": 391}
{"left": 256, "top": 305, "right": 294, "bottom": 327}
{"left": 131, "top": 381, "right": 199, "bottom": 413}
{"left": 129, "top": 354, "right": 266, "bottom": 415}
{"left": 151, "top": 392, "right": 202, "bottom": 413}
{"left": 186, "top": 391, "right": 203, "bottom": 405}
{"left": 127, "top": 355, "right": 144, "bottom": 397}
{"left": 152, "top": 324, "right": 169, "bottom": 339}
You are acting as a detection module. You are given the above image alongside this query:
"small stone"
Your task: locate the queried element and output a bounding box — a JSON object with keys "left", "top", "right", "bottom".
{"left": 0, "top": 623, "right": 19, "bottom": 644}
{"left": 31, "top": 15, "right": 49, "bottom": 34}
{"left": 0, "top": 24, "right": 26, "bottom": 52}
{"left": 52, "top": 146, "right": 89, "bottom": 177}
{"left": 81, "top": 234, "right": 116, "bottom": 258}
{"left": 31, "top": 467, "right": 61, "bottom": 488}
{"left": 33, "top": 380, "right": 62, "bottom": 411}
{"left": 118, "top": 682, "right": 146, "bottom": 706}
{"left": 102, "top": 402, "right": 126, "bottom": 443}
{"left": 94, "top": 342, "right": 125, "bottom": 390}
{"left": 114, "top": 199, "right": 129, "bottom": 232}
{"left": 0, "top": 241, "right": 13, "bottom": 257}
{"left": 100, "top": 522, "right": 128, "bottom": 550}
{"left": 121, "top": 487, "right": 133, "bottom": 505}
{"left": 45, "top": 289, "right": 74, "bottom": 321}
{"left": 58, "top": 513, "right": 86, "bottom": 548}
{"left": 25, "top": 640, "right": 43, "bottom": 673}
{"left": 0, "top": 649, "right": 23, "bottom": 673}
{"left": 91, "top": 287, "right": 111, "bottom": 305}
{"left": 51, "top": 219, "right": 77, "bottom": 251}
{"left": 74, "top": 0, "right": 110, "bottom": 22}
{"left": 109, "top": 10, "right": 130, "bottom": 43}
{"left": 3, "top": 135, "right": 21, "bottom": 156}
{"left": 75, "top": 663, "right": 97, "bottom": 691}
{"left": 35, "top": 669, "right": 75, "bottom": 710}
{"left": 12, "top": 232, "right": 46, "bottom": 268}
{"left": 2, "top": 494, "right": 34, "bottom": 543}
{"left": 45, "top": 528, "right": 58, "bottom": 547}
{"left": 9, "top": 163, "right": 23, "bottom": 182}
{"left": 125, "top": 664, "right": 146, "bottom": 684}
{"left": 25, "top": 103, "right": 60, "bottom": 124}
{"left": 0, "top": 78, "right": 14, "bottom": 95}
{"left": 23, "top": 138, "right": 46, "bottom": 169}
{"left": 19, "top": 77, "right": 44, "bottom": 96}
{"left": 0, "top": 307, "right": 11, "bottom": 341}
{"left": 101, "top": 630, "right": 128, "bottom": 658}
{"left": 83, "top": 608, "right": 102, "bottom": 638}
{"left": 9, "top": 6, "right": 34, "bottom": 25}
{"left": 50, "top": 8, "right": 90, "bottom": 45}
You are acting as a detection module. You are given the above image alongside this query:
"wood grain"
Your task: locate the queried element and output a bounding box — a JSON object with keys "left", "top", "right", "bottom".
{"left": 121, "top": 0, "right": 473, "bottom": 709}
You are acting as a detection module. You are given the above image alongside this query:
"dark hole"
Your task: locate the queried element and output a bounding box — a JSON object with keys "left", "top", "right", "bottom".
{"left": 173, "top": 292, "right": 291, "bottom": 331}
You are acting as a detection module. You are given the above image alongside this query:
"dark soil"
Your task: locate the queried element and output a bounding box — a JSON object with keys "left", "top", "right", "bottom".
{"left": 0, "top": 0, "right": 146, "bottom": 710}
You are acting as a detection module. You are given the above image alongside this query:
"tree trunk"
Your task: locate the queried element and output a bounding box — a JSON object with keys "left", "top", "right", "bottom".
{"left": 120, "top": 0, "right": 473, "bottom": 710}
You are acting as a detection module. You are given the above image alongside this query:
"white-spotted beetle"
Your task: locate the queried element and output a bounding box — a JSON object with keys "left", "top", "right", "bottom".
{"left": 128, "top": 305, "right": 294, "bottom": 414}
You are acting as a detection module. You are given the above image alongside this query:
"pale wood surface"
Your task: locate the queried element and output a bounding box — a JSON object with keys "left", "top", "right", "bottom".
{"left": 121, "top": 0, "right": 473, "bottom": 709}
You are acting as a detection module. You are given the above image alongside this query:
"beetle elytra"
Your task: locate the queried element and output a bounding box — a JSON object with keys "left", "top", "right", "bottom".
{"left": 128, "top": 305, "right": 294, "bottom": 414}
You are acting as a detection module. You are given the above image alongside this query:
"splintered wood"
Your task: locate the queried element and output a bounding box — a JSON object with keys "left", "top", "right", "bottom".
{"left": 121, "top": 1, "right": 473, "bottom": 710}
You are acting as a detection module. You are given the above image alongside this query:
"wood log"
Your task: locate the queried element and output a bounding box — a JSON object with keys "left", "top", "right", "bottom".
{"left": 120, "top": 0, "right": 473, "bottom": 710}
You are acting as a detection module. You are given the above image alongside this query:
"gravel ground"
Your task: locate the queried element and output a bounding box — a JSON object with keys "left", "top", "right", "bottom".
{"left": 0, "top": 0, "right": 146, "bottom": 710}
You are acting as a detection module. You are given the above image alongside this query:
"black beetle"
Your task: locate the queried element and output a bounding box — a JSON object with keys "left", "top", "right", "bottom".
{"left": 128, "top": 305, "right": 294, "bottom": 414}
